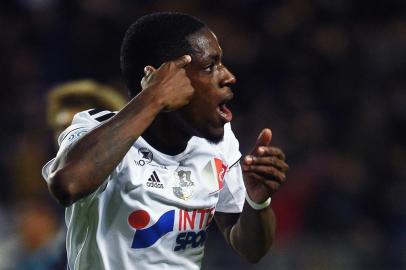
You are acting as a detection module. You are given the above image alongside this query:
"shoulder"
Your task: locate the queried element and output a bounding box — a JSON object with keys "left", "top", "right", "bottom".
{"left": 57, "top": 109, "right": 117, "bottom": 146}
{"left": 72, "top": 109, "right": 117, "bottom": 125}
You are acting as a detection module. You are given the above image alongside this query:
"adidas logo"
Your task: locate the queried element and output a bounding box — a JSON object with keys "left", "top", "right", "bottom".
{"left": 146, "top": 171, "right": 164, "bottom": 189}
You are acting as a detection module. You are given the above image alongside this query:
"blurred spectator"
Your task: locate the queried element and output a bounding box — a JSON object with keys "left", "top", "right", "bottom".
{"left": 47, "top": 79, "right": 127, "bottom": 143}
{"left": 14, "top": 198, "right": 66, "bottom": 270}
{"left": 0, "top": 79, "right": 126, "bottom": 270}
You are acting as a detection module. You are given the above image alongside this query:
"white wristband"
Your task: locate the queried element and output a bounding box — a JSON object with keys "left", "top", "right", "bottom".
{"left": 245, "top": 191, "right": 271, "bottom": 210}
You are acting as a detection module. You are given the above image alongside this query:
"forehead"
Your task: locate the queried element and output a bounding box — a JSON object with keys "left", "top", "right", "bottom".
{"left": 187, "top": 28, "right": 222, "bottom": 60}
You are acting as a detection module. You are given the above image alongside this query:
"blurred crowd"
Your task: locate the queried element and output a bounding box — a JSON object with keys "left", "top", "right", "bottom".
{"left": 0, "top": 0, "right": 405, "bottom": 269}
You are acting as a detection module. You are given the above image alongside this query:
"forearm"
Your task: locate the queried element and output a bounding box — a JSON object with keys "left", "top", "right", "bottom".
{"left": 230, "top": 203, "right": 276, "bottom": 263}
{"left": 49, "top": 89, "right": 164, "bottom": 206}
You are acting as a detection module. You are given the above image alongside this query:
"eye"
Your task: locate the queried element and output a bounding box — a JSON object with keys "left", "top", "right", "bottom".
{"left": 203, "top": 63, "right": 215, "bottom": 72}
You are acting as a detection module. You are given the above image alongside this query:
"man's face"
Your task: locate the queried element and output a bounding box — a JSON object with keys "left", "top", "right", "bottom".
{"left": 179, "top": 28, "right": 236, "bottom": 143}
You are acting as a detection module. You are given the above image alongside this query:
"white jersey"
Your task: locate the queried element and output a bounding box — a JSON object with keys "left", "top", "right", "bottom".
{"left": 42, "top": 109, "right": 245, "bottom": 270}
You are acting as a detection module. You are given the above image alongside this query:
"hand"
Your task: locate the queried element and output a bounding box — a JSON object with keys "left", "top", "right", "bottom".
{"left": 141, "top": 55, "right": 194, "bottom": 111}
{"left": 242, "top": 129, "right": 289, "bottom": 203}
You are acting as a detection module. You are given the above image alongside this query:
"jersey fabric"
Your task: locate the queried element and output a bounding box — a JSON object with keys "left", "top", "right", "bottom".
{"left": 42, "top": 109, "right": 245, "bottom": 270}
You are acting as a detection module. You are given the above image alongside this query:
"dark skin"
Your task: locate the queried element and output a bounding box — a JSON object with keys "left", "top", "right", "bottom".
{"left": 141, "top": 29, "right": 236, "bottom": 152}
{"left": 48, "top": 27, "right": 288, "bottom": 263}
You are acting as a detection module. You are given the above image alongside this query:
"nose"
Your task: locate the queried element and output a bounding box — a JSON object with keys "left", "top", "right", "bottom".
{"left": 220, "top": 65, "right": 236, "bottom": 88}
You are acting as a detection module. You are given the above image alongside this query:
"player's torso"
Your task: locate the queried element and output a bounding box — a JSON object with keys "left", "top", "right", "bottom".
{"left": 69, "top": 137, "right": 230, "bottom": 270}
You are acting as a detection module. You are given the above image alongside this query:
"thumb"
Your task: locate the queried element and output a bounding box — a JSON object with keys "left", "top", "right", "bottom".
{"left": 174, "top": 55, "right": 192, "bottom": 68}
{"left": 251, "top": 128, "right": 272, "bottom": 154}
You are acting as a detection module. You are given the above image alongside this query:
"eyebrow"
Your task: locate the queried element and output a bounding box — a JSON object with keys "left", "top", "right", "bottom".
{"left": 206, "top": 52, "right": 221, "bottom": 62}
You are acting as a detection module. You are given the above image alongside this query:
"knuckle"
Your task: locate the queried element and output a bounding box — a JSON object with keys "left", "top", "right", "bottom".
{"left": 269, "top": 166, "right": 278, "bottom": 174}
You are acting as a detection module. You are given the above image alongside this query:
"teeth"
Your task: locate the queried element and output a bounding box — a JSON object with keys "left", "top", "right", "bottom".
{"left": 217, "top": 106, "right": 225, "bottom": 116}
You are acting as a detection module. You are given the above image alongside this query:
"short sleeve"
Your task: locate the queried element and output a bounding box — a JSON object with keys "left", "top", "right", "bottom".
{"left": 215, "top": 123, "right": 245, "bottom": 213}
{"left": 215, "top": 162, "right": 245, "bottom": 213}
{"left": 41, "top": 109, "right": 116, "bottom": 182}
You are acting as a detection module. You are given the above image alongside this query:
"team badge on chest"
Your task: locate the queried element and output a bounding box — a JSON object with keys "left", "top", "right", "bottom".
{"left": 172, "top": 169, "right": 195, "bottom": 200}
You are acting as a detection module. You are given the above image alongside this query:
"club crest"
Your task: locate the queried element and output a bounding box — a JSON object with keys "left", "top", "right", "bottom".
{"left": 172, "top": 170, "right": 194, "bottom": 200}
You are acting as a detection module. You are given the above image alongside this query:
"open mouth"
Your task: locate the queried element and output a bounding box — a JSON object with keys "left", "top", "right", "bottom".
{"left": 216, "top": 100, "right": 233, "bottom": 123}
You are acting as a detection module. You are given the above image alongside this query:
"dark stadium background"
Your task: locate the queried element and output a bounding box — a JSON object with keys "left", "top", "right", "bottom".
{"left": 0, "top": 0, "right": 405, "bottom": 269}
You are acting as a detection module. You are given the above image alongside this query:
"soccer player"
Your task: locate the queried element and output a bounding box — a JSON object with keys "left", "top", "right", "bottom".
{"left": 42, "top": 12, "right": 288, "bottom": 269}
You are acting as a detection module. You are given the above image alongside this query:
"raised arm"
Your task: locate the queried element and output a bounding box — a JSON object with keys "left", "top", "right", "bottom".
{"left": 48, "top": 55, "right": 193, "bottom": 207}
{"left": 215, "top": 129, "right": 289, "bottom": 263}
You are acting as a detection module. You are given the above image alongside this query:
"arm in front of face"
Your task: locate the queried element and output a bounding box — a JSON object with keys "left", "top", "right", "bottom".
{"left": 48, "top": 55, "right": 193, "bottom": 207}
{"left": 215, "top": 129, "right": 288, "bottom": 263}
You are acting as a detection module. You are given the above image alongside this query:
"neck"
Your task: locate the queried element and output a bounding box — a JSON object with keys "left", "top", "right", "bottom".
{"left": 142, "top": 112, "right": 194, "bottom": 156}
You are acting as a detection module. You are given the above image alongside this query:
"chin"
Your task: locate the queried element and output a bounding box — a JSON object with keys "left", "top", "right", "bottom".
{"left": 176, "top": 111, "right": 225, "bottom": 144}
{"left": 201, "top": 126, "right": 225, "bottom": 144}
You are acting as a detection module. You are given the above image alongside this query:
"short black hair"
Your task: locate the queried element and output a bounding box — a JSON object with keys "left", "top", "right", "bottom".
{"left": 120, "top": 12, "right": 206, "bottom": 98}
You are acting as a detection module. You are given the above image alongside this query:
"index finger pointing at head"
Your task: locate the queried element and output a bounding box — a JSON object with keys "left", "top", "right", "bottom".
{"left": 174, "top": 55, "right": 192, "bottom": 68}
